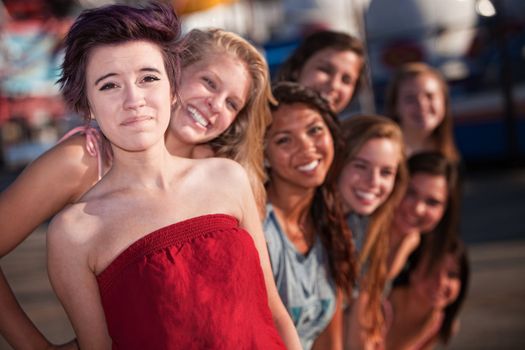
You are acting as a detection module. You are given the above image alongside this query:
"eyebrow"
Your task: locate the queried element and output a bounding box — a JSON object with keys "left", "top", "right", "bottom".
{"left": 94, "top": 67, "right": 162, "bottom": 86}
{"left": 271, "top": 117, "right": 322, "bottom": 135}
{"left": 352, "top": 156, "right": 370, "bottom": 164}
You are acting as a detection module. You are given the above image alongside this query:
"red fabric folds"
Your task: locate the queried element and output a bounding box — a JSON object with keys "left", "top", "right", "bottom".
{"left": 96, "top": 214, "right": 285, "bottom": 349}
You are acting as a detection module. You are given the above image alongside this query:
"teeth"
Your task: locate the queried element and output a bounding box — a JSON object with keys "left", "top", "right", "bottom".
{"left": 188, "top": 106, "right": 208, "bottom": 128}
{"left": 355, "top": 190, "right": 375, "bottom": 201}
{"left": 297, "top": 160, "right": 319, "bottom": 172}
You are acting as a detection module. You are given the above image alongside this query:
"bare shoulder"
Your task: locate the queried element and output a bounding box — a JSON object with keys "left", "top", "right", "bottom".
{"left": 193, "top": 157, "right": 249, "bottom": 184}
{"left": 177, "top": 157, "right": 253, "bottom": 219}
{"left": 194, "top": 158, "right": 252, "bottom": 198}
{"left": 47, "top": 201, "right": 97, "bottom": 251}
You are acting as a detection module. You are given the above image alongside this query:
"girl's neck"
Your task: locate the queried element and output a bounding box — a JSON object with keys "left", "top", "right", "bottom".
{"left": 403, "top": 128, "right": 434, "bottom": 156}
{"left": 267, "top": 182, "right": 316, "bottom": 253}
{"left": 165, "top": 130, "right": 195, "bottom": 158}
{"left": 267, "top": 181, "right": 315, "bottom": 219}
{"left": 108, "top": 141, "right": 176, "bottom": 190}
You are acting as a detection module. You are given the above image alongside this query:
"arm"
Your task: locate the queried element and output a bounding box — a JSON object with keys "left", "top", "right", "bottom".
{"left": 0, "top": 268, "right": 49, "bottom": 349}
{"left": 312, "top": 290, "right": 344, "bottom": 350}
{"left": 345, "top": 291, "right": 384, "bottom": 350}
{"left": 47, "top": 213, "right": 111, "bottom": 349}
{"left": 0, "top": 135, "right": 99, "bottom": 349}
{"left": 234, "top": 166, "right": 302, "bottom": 350}
{"left": 387, "top": 233, "right": 421, "bottom": 280}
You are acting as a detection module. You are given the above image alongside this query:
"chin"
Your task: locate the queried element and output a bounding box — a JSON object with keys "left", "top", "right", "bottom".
{"left": 354, "top": 206, "right": 375, "bottom": 216}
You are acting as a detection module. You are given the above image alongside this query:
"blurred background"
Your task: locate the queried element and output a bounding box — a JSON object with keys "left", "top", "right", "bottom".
{"left": 0, "top": 0, "right": 524, "bottom": 349}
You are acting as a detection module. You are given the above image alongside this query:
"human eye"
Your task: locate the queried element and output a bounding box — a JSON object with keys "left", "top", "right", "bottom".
{"left": 274, "top": 135, "right": 290, "bottom": 146}
{"left": 202, "top": 76, "right": 216, "bottom": 89}
{"left": 308, "top": 124, "right": 325, "bottom": 136}
{"left": 426, "top": 197, "right": 443, "bottom": 207}
{"left": 341, "top": 73, "right": 353, "bottom": 85}
{"left": 99, "top": 82, "right": 118, "bottom": 91}
{"left": 142, "top": 74, "right": 160, "bottom": 83}
{"left": 351, "top": 160, "right": 367, "bottom": 170}
{"left": 226, "top": 99, "right": 239, "bottom": 112}
{"left": 317, "top": 64, "right": 332, "bottom": 74}
{"left": 380, "top": 167, "right": 395, "bottom": 177}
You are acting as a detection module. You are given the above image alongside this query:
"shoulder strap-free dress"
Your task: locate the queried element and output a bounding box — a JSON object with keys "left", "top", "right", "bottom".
{"left": 97, "top": 214, "right": 285, "bottom": 350}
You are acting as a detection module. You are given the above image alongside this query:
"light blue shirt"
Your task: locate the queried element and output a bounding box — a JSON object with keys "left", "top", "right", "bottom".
{"left": 264, "top": 203, "right": 336, "bottom": 350}
{"left": 347, "top": 212, "right": 369, "bottom": 254}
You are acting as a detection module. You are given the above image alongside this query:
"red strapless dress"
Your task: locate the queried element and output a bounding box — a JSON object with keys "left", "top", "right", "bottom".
{"left": 96, "top": 214, "right": 286, "bottom": 349}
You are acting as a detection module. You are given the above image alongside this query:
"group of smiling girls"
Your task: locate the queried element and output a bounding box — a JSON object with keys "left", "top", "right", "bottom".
{"left": 0, "top": 2, "right": 469, "bottom": 349}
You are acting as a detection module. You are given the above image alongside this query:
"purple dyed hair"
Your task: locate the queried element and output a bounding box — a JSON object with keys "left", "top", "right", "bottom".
{"left": 57, "top": 2, "right": 183, "bottom": 119}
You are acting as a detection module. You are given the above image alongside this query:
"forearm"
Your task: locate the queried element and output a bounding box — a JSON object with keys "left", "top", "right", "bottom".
{"left": 312, "top": 292, "right": 343, "bottom": 350}
{"left": 0, "top": 267, "right": 50, "bottom": 350}
{"left": 272, "top": 310, "right": 302, "bottom": 350}
{"left": 388, "top": 234, "right": 420, "bottom": 280}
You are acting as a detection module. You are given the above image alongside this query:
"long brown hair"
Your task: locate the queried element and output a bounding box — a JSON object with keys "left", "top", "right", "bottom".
{"left": 268, "top": 81, "right": 357, "bottom": 297}
{"left": 384, "top": 62, "right": 460, "bottom": 163}
{"left": 340, "top": 114, "right": 408, "bottom": 339}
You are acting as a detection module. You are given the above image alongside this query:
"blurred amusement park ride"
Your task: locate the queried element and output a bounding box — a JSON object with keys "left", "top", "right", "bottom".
{"left": 1, "top": 0, "right": 524, "bottom": 170}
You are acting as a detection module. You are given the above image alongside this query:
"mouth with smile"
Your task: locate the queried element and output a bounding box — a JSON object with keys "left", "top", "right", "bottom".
{"left": 187, "top": 105, "right": 210, "bottom": 128}
{"left": 297, "top": 159, "right": 320, "bottom": 173}
{"left": 353, "top": 189, "right": 381, "bottom": 205}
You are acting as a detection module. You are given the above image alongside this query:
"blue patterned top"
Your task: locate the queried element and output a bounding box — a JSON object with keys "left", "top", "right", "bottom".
{"left": 264, "top": 203, "right": 336, "bottom": 350}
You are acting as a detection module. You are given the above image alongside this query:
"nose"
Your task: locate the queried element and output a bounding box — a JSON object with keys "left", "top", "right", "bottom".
{"left": 297, "top": 134, "right": 315, "bottom": 152}
{"left": 366, "top": 168, "right": 380, "bottom": 188}
{"left": 327, "top": 75, "right": 342, "bottom": 92}
{"left": 124, "top": 85, "right": 146, "bottom": 110}
{"left": 413, "top": 199, "right": 426, "bottom": 217}
{"left": 207, "top": 95, "right": 224, "bottom": 114}
{"left": 416, "top": 94, "right": 429, "bottom": 111}
{"left": 434, "top": 269, "right": 450, "bottom": 293}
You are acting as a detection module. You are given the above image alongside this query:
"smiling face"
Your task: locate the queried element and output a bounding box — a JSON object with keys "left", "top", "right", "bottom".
{"left": 411, "top": 253, "right": 461, "bottom": 310}
{"left": 169, "top": 52, "right": 250, "bottom": 146}
{"left": 298, "top": 48, "right": 362, "bottom": 114}
{"left": 265, "top": 103, "right": 334, "bottom": 191}
{"left": 396, "top": 73, "right": 446, "bottom": 138}
{"left": 338, "top": 137, "right": 400, "bottom": 215}
{"left": 394, "top": 172, "right": 448, "bottom": 235}
{"left": 85, "top": 40, "right": 172, "bottom": 152}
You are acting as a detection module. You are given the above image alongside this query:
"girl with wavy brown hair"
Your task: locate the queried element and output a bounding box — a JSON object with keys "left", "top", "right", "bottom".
{"left": 264, "top": 82, "right": 356, "bottom": 349}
